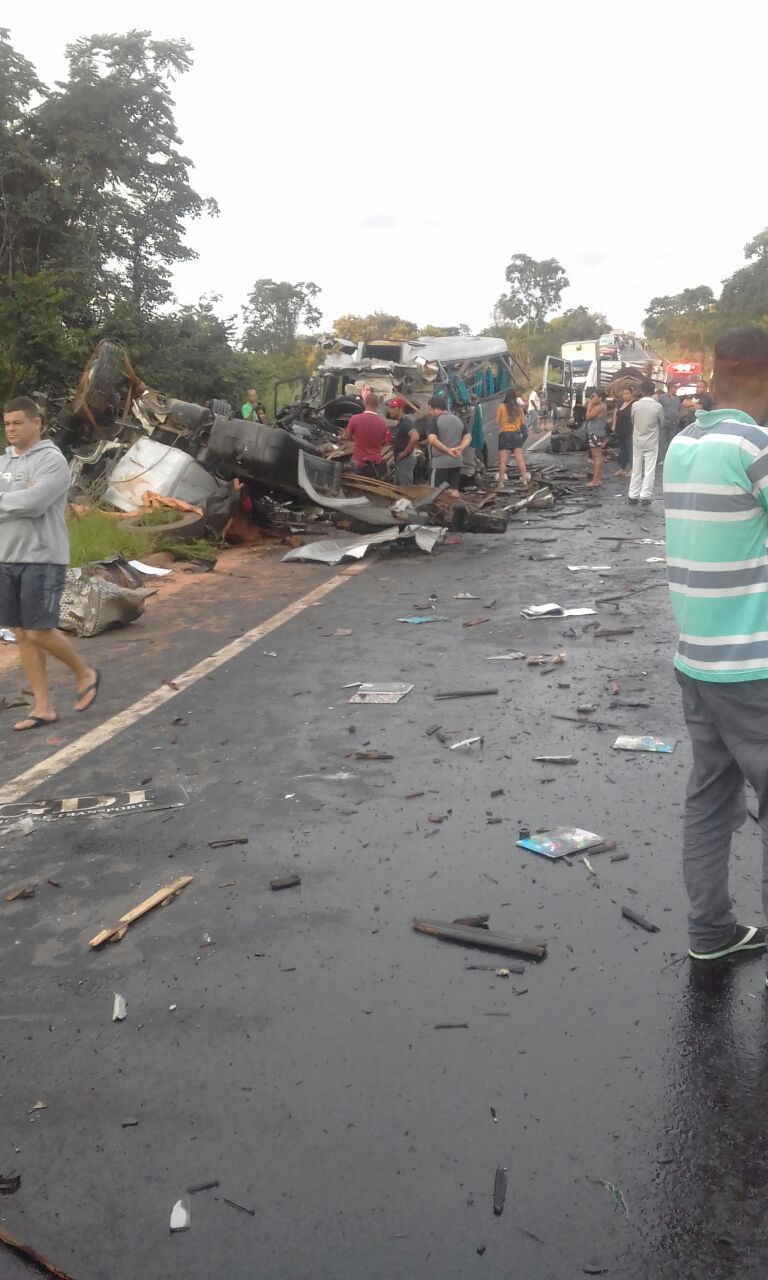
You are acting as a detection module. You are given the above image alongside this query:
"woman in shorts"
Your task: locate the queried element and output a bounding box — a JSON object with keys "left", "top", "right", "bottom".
{"left": 495, "top": 391, "right": 530, "bottom": 493}
{"left": 585, "top": 389, "right": 608, "bottom": 488}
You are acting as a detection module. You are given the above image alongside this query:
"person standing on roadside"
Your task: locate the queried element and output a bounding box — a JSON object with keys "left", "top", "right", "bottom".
{"left": 628, "top": 378, "right": 664, "bottom": 505}
{"left": 425, "top": 396, "right": 470, "bottom": 497}
{"left": 658, "top": 383, "right": 681, "bottom": 458}
{"left": 495, "top": 390, "right": 530, "bottom": 492}
{"left": 585, "top": 388, "right": 608, "bottom": 488}
{"left": 611, "top": 386, "right": 635, "bottom": 476}
{"left": 663, "top": 325, "right": 768, "bottom": 965}
{"left": 345, "top": 393, "right": 391, "bottom": 478}
{"left": 526, "top": 387, "right": 541, "bottom": 435}
{"left": 0, "top": 397, "right": 99, "bottom": 732}
{"left": 385, "top": 396, "right": 420, "bottom": 485}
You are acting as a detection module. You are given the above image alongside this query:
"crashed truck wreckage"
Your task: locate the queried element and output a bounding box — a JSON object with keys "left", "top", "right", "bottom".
{"left": 47, "top": 338, "right": 556, "bottom": 550}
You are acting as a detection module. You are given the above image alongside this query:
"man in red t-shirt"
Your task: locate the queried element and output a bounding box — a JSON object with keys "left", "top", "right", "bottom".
{"left": 344, "top": 394, "right": 391, "bottom": 477}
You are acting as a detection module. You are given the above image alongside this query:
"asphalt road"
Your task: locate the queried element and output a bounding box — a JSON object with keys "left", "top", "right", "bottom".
{"left": 2, "top": 461, "right": 768, "bottom": 1280}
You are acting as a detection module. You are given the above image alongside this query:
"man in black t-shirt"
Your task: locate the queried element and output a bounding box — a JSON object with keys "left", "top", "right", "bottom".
{"left": 385, "top": 396, "right": 421, "bottom": 485}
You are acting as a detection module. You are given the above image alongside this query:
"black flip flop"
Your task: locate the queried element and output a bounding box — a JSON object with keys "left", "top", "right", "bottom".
{"left": 75, "top": 669, "right": 101, "bottom": 713}
{"left": 13, "top": 715, "right": 59, "bottom": 733}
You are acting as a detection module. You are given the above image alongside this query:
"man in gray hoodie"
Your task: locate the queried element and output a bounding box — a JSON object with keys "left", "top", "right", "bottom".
{"left": 1, "top": 397, "right": 98, "bottom": 731}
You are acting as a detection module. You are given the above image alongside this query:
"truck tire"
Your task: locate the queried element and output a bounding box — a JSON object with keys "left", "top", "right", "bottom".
{"left": 119, "top": 511, "right": 207, "bottom": 543}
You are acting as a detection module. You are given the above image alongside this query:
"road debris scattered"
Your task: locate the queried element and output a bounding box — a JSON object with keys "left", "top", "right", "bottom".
{"left": 208, "top": 837, "right": 249, "bottom": 848}
{"left": 621, "top": 906, "right": 660, "bottom": 933}
{"left": 517, "top": 828, "right": 606, "bottom": 860}
{"left": 532, "top": 754, "right": 577, "bottom": 765}
{"left": 270, "top": 874, "right": 302, "bottom": 890}
{"left": 453, "top": 914, "right": 490, "bottom": 928}
{"left": 349, "top": 683, "right": 413, "bottom": 704}
{"left": 27, "top": 1100, "right": 48, "bottom": 1115}
{"left": 493, "top": 1166, "right": 508, "bottom": 1216}
{"left": 112, "top": 994, "right": 127, "bottom": 1022}
{"left": 0, "top": 1174, "right": 21, "bottom": 1195}
{"left": 613, "top": 735, "right": 677, "bottom": 753}
{"left": 0, "top": 1225, "right": 78, "bottom": 1279}
{"left": 89, "top": 875, "right": 193, "bottom": 948}
{"left": 412, "top": 918, "right": 547, "bottom": 960}
{"left": 222, "top": 1198, "right": 256, "bottom": 1216}
{"left": 345, "top": 750, "right": 394, "bottom": 761}
{"left": 188, "top": 1180, "right": 220, "bottom": 1194}
{"left": 0, "top": 785, "right": 188, "bottom": 824}
{"left": 448, "top": 736, "right": 484, "bottom": 750}
{"left": 4, "top": 884, "right": 36, "bottom": 901}
{"left": 170, "top": 1198, "right": 191, "bottom": 1232}
{"left": 435, "top": 688, "right": 498, "bottom": 700}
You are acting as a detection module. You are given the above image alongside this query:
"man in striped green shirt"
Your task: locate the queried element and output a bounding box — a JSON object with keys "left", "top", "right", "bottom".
{"left": 664, "top": 326, "right": 768, "bottom": 966}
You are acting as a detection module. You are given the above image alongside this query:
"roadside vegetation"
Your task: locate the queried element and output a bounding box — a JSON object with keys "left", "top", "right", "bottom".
{"left": 66, "top": 510, "right": 219, "bottom": 569}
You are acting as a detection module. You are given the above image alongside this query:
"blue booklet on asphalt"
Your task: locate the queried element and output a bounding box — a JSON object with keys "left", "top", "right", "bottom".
{"left": 517, "top": 827, "right": 605, "bottom": 859}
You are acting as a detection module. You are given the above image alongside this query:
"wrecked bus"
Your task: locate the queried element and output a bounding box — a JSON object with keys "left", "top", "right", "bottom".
{"left": 281, "top": 335, "right": 529, "bottom": 466}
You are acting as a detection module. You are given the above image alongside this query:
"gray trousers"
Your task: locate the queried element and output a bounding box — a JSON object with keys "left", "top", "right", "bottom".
{"left": 677, "top": 671, "right": 768, "bottom": 950}
{"left": 393, "top": 456, "right": 416, "bottom": 486}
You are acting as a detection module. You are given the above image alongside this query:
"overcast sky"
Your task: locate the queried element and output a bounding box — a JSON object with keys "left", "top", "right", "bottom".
{"left": 10, "top": 1, "right": 768, "bottom": 338}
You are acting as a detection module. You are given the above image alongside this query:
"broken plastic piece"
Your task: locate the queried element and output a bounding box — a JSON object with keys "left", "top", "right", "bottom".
{"left": 621, "top": 905, "right": 660, "bottom": 933}
{"left": 271, "top": 874, "right": 301, "bottom": 890}
{"left": 485, "top": 651, "right": 526, "bottom": 661}
{"left": 448, "top": 736, "right": 483, "bottom": 750}
{"left": 412, "top": 917, "right": 546, "bottom": 961}
{"left": 0, "top": 1174, "right": 21, "bottom": 1196}
{"left": 188, "top": 1180, "right": 219, "bottom": 1194}
{"left": 349, "top": 683, "right": 413, "bottom": 704}
{"left": 170, "top": 1198, "right": 191, "bottom": 1232}
{"left": 532, "top": 754, "right": 577, "bottom": 764}
{"left": 610, "top": 851, "right": 630, "bottom": 863}
{"left": 453, "top": 914, "right": 490, "bottom": 928}
{"left": 112, "top": 993, "right": 127, "bottom": 1022}
{"left": 493, "top": 1166, "right": 507, "bottom": 1216}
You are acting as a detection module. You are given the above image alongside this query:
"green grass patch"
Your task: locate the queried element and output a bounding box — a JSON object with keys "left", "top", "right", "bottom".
{"left": 67, "top": 510, "right": 157, "bottom": 568}
{"left": 162, "top": 538, "right": 219, "bottom": 564}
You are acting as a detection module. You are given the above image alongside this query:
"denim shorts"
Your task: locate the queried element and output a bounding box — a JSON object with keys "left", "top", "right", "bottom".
{"left": 0, "top": 563, "right": 67, "bottom": 629}
{"left": 498, "top": 430, "right": 524, "bottom": 449}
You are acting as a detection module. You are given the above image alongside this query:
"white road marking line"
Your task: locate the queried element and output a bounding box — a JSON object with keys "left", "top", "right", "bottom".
{"left": 0, "top": 563, "right": 369, "bottom": 805}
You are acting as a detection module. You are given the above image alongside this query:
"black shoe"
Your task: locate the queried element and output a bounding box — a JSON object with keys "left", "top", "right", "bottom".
{"left": 640, "top": 498, "right": 652, "bottom": 506}
{"left": 628, "top": 497, "right": 639, "bottom": 505}
{"left": 689, "top": 924, "right": 766, "bottom": 962}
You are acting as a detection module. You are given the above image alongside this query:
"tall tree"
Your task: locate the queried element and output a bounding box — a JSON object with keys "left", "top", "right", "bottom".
{"left": 643, "top": 286, "right": 717, "bottom": 357}
{"left": 719, "top": 229, "right": 768, "bottom": 326}
{"left": 495, "top": 254, "right": 569, "bottom": 333}
{"left": 548, "top": 306, "right": 609, "bottom": 344}
{"left": 332, "top": 312, "right": 419, "bottom": 343}
{"left": 242, "top": 280, "right": 322, "bottom": 354}
{"left": 0, "top": 28, "right": 54, "bottom": 288}
{"left": 28, "top": 30, "right": 216, "bottom": 320}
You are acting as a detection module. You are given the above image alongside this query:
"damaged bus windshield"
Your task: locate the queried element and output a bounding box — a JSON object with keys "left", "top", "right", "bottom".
{"left": 283, "top": 334, "right": 528, "bottom": 466}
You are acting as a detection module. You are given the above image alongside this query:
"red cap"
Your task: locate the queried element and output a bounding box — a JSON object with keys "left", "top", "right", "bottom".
{"left": 385, "top": 396, "right": 406, "bottom": 408}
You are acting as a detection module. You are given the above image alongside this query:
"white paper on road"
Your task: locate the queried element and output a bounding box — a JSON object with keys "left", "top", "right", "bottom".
{"left": 521, "top": 603, "right": 597, "bottom": 619}
{"left": 567, "top": 565, "right": 612, "bottom": 572}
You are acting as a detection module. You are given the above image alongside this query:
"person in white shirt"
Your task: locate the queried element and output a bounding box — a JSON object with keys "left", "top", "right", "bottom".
{"left": 526, "top": 388, "right": 541, "bottom": 435}
{"left": 628, "top": 378, "right": 664, "bottom": 505}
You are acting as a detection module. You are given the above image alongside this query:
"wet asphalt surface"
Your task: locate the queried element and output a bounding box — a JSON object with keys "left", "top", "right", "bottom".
{"left": 2, "top": 458, "right": 768, "bottom": 1280}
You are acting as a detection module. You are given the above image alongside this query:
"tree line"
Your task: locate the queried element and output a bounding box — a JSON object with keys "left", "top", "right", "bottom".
{"left": 2, "top": 26, "right": 766, "bottom": 412}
